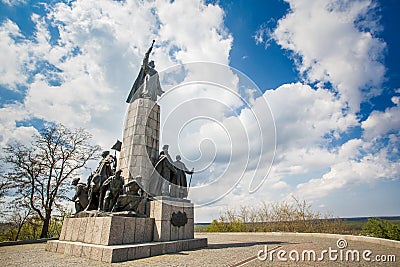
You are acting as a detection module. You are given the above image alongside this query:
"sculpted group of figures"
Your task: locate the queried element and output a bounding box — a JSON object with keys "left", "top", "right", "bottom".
{"left": 71, "top": 151, "right": 128, "bottom": 213}
{"left": 71, "top": 146, "right": 193, "bottom": 214}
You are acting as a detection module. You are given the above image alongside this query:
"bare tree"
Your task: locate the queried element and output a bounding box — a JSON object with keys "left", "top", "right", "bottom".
{"left": 0, "top": 164, "right": 10, "bottom": 204}
{"left": 5, "top": 200, "right": 32, "bottom": 241}
{"left": 0, "top": 178, "right": 8, "bottom": 199}
{"left": 2, "top": 123, "right": 101, "bottom": 238}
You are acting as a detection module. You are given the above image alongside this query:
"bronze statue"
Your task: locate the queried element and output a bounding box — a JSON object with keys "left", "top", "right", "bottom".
{"left": 99, "top": 169, "right": 124, "bottom": 212}
{"left": 162, "top": 144, "right": 173, "bottom": 163}
{"left": 172, "top": 155, "right": 194, "bottom": 198}
{"left": 85, "top": 151, "right": 115, "bottom": 211}
{"left": 126, "top": 40, "right": 164, "bottom": 103}
{"left": 112, "top": 176, "right": 146, "bottom": 214}
{"left": 71, "top": 178, "right": 89, "bottom": 213}
{"left": 149, "top": 150, "right": 177, "bottom": 196}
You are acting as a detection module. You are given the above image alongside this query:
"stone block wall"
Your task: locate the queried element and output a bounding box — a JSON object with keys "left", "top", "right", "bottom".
{"left": 150, "top": 198, "right": 194, "bottom": 242}
{"left": 118, "top": 98, "right": 160, "bottom": 189}
{"left": 59, "top": 217, "right": 154, "bottom": 245}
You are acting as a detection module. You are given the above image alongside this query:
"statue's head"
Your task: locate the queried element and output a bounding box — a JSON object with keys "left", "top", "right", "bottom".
{"left": 149, "top": 60, "right": 155, "bottom": 68}
{"left": 102, "top": 151, "right": 110, "bottom": 158}
{"left": 72, "top": 177, "right": 80, "bottom": 186}
{"left": 176, "top": 155, "right": 181, "bottom": 161}
{"left": 162, "top": 144, "right": 169, "bottom": 151}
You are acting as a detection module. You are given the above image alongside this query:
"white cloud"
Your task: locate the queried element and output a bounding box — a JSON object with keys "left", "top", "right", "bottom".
{"left": 156, "top": 0, "right": 232, "bottom": 64}
{"left": 269, "top": 0, "right": 386, "bottom": 112}
{"left": 241, "top": 0, "right": 399, "bottom": 217}
{"left": 362, "top": 99, "right": 400, "bottom": 141}
{"left": 253, "top": 23, "right": 274, "bottom": 48}
{"left": 0, "top": 0, "right": 233, "bottom": 149}
{"left": 1, "top": 0, "right": 26, "bottom": 6}
{"left": 291, "top": 99, "right": 400, "bottom": 200}
{"left": 0, "top": 20, "right": 31, "bottom": 90}
{"left": 295, "top": 148, "right": 399, "bottom": 200}
{"left": 0, "top": 103, "right": 37, "bottom": 146}
{"left": 266, "top": 82, "right": 357, "bottom": 147}
{"left": 263, "top": 83, "right": 356, "bottom": 177}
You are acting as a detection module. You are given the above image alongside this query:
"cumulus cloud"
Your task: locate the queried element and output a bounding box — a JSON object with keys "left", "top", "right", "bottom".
{"left": 263, "top": 0, "right": 386, "bottom": 112}
{"left": 262, "top": 83, "right": 355, "bottom": 178}
{"left": 362, "top": 98, "right": 400, "bottom": 141}
{"left": 248, "top": 0, "right": 398, "bottom": 213}
{"left": 295, "top": 146, "right": 399, "bottom": 200}
{"left": 0, "top": 20, "right": 31, "bottom": 90}
{"left": 0, "top": 0, "right": 233, "bottom": 149}
{"left": 1, "top": 0, "right": 26, "bottom": 6}
{"left": 156, "top": 62, "right": 275, "bottom": 207}
{"left": 0, "top": 103, "right": 37, "bottom": 145}
{"left": 286, "top": 90, "right": 400, "bottom": 200}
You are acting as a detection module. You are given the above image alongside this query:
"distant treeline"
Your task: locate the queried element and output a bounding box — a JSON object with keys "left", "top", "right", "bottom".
{"left": 195, "top": 216, "right": 400, "bottom": 226}
{"left": 341, "top": 216, "right": 400, "bottom": 222}
{"left": 195, "top": 200, "right": 400, "bottom": 241}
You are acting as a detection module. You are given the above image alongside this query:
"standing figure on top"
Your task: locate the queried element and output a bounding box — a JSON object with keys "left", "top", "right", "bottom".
{"left": 126, "top": 40, "right": 164, "bottom": 103}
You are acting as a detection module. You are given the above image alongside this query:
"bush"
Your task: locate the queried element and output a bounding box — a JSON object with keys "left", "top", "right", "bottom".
{"left": 362, "top": 218, "right": 400, "bottom": 241}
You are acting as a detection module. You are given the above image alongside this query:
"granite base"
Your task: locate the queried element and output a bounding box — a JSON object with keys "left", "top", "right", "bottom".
{"left": 46, "top": 238, "right": 208, "bottom": 263}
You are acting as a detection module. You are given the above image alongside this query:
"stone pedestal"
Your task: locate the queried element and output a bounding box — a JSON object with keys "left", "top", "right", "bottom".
{"left": 46, "top": 238, "right": 208, "bottom": 263}
{"left": 46, "top": 83, "right": 208, "bottom": 263}
{"left": 118, "top": 98, "right": 160, "bottom": 188}
{"left": 47, "top": 211, "right": 206, "bottom": 263}
{"left": 46, "top": 197, "right": 205, "bottom": 263}
{"left": 150, "top": 197, "right": 194, "bottom": 241}
{"left": 58, "top": 217, "right": 154, "bottom": 245}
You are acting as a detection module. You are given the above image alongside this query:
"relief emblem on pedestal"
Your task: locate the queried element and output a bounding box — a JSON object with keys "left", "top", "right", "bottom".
{"left": 171, "top": 211, "right": 188, "bottom": 227}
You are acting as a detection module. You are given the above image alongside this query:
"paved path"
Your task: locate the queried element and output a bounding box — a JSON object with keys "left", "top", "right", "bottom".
{"left": 1, "top": 233, "right": 399, "bottom": 266}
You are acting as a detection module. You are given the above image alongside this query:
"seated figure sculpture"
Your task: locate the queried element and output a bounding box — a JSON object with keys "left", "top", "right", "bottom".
{"left": 112, "top": 176, "right": 147, "bottom": 214}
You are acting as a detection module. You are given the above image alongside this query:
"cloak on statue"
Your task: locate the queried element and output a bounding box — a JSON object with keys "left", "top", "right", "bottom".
{"left": 126, "top": 40, "right": 164, "bottom": 103}
{"left": 148, "top": 154, "right": 177, "bottom": 196}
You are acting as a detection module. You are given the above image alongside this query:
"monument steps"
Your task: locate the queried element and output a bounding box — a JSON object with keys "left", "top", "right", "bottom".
{"left": 46, "top": 238, "right": 207, "bottom": 263}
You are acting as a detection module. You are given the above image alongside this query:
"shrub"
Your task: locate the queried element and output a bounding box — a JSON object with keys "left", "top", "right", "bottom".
{"left": 362, "top": 218, "right": 400, "bottom": 241}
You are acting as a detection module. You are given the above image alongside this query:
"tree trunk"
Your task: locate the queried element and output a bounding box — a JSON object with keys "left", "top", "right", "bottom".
{"left": 15, "top": 224, "right": 23, "bottom": 241}
{"left": 40, "top": 214, "right": 51, "bottom": 238}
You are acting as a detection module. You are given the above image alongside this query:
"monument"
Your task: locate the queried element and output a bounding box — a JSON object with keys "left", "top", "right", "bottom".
{"left": 46, "top": 41, "right": 207, "bottom": 263}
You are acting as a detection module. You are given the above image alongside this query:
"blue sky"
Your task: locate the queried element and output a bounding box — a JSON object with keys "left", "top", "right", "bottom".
{"left": 0, "top": 0, "right": 399, "bottom": 221}
{"left": 217, "top": 0, "right": 298, "bottom": 90}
